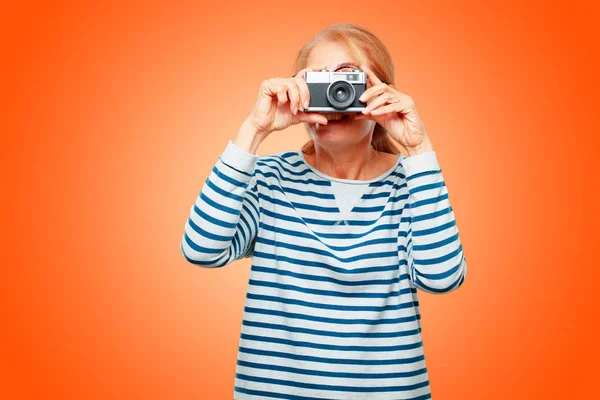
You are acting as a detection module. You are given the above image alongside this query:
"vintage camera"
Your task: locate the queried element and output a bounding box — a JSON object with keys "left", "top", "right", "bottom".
{"left": 304, "top": 69, "right": 367, "bottom": 112}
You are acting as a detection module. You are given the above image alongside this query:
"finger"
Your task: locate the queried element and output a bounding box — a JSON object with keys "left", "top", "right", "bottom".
{"left": 359, "top": 83, "right": 389, "bottom": 104}
{"left": 294, "top": 76, "right": 310, "bottom": 111}
{"left": 261, "top": 79, "right": 283, "bottom": 98}
{"left": 276, "top": 82, "right": 289, "bottom": 104}
{"left": 291, "top": 65, "right": 327, "bottom": 111}
{"left": 287, "top": 81, "right": 301, "bottom": 115}
{"left": 364, "top": 92, "right": 395, "bottom": 114}
{"left": 296, "top": 111, "right": 328, "bottom": 125}
{"left": 353, "top": 112, "right": 373, "bottom": 121}
{"left": 370, "top": 102, "right": 402, "bottom": 116}
{"left": 373, "top": 96, "right": 415, "bottom": 116}
{"left": 360, "top": 63, "right": 383, "bottom": 87}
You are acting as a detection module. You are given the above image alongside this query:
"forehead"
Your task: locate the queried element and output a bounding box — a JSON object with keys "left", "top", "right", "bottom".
{"left": 306, "top": 41, "right": 359, "bottom": 69}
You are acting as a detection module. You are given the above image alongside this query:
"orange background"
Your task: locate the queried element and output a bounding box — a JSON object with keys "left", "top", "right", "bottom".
{"left": 2, "top": 1, "right": 599, "bottom": 398}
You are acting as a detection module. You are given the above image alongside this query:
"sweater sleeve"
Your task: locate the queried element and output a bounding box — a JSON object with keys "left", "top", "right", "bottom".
{"left": 180, "top": 140, "right": 261, "bottom": 268}
{"left": 398, "top": 151, "right": 467, "bottom": 293}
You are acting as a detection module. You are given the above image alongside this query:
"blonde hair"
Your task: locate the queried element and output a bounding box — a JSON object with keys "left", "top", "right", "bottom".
{"left": 292, "top": 23, "right": 401, "bottom": 155}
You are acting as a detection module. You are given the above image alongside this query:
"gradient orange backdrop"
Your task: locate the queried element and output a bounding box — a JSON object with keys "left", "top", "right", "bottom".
{"left": 2, "top": 1, "right": 599, "bottom": 399}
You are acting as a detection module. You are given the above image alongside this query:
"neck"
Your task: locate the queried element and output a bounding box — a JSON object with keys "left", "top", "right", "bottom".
{"left": 309, "top": 138, "right": 381, "bottom": 180}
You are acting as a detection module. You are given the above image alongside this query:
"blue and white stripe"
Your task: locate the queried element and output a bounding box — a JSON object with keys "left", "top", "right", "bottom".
{"left": 181, "top": 140, "right": 467, "bottom": 400}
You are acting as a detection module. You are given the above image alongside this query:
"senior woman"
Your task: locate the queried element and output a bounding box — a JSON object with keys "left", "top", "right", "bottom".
{"left": 181, "top": 23, "right": 467, "bottom": 400}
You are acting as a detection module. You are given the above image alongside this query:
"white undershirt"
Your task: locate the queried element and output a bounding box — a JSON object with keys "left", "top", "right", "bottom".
{"left": 329, "top": 180, "right": 370, "bottom": 220}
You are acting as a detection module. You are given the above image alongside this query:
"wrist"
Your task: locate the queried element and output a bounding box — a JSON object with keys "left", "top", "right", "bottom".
{"left": 405, "top": 138, "right": 434, "bottom": 157}
{"left": 234, "top": 118, "right": 270, "bottom": 154}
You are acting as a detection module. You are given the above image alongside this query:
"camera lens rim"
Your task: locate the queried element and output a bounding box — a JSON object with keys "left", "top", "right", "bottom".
{"left": 326, "top": 80, "right": 356, "bottom": 109}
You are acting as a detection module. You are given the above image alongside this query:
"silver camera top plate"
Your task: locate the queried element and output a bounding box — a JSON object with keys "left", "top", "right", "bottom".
{"left": 304, "top": 71, "right": 367, "bottom": 84}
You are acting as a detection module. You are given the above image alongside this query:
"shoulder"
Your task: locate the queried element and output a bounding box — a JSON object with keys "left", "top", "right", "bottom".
{"left": 253, "top": 149, "right": 306, "bottom": 180}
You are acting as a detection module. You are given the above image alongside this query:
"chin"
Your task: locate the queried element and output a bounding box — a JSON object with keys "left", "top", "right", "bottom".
{"left": 313, "top": 128, "right": 362, "bottom": 149}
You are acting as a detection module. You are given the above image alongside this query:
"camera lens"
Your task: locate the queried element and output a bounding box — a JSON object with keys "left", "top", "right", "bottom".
{"left": 326, "top": 81, "right": 355, "bottom": 109}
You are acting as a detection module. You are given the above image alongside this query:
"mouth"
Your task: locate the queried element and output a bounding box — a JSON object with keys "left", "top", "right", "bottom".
{"left": 322, "top": 112, "right": 354, "bottom": 124}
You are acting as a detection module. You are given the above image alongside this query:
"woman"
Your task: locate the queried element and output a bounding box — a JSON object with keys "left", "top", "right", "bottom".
{"left": 181, "top": 23, "right": 467, "bottom": 400}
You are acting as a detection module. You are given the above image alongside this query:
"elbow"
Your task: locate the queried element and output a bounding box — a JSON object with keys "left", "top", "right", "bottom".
{"left": 180, "top": 234, "right": 229, "bottom": 268}
{"left": 414, "top": 252, "right": 467, "bottom": 294}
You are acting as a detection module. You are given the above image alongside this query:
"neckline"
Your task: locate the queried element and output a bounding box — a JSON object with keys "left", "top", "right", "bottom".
{"left": 297, "top": 150, "right": 402, "bottom": 184}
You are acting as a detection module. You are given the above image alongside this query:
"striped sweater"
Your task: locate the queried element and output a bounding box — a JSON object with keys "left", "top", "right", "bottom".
{"left": 181, "top": 140, "right": 467, "bottom": 400}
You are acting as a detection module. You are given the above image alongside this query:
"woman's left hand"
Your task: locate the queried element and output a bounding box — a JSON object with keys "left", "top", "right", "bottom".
{"left": 355, "top": 64, "right": 434, "bottom": 156}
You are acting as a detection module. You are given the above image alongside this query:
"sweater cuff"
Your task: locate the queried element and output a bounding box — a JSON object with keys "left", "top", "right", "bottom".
{"left": 402, "top": 151, "right": 440, "bottom": 177}
{"left": 220, "top": 140, "right": 260, "bottom": 173}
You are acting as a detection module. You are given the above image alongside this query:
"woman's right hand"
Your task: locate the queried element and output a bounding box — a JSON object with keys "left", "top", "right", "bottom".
{"left": 247, "top": 65, "right": 330, "bottom": 135}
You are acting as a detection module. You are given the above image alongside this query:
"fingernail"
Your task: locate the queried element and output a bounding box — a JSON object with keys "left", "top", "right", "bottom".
{"left": 293, "top": 107, "right": 297, "bottom": 115}
{"left": 359, "top": 95, "right": 365, "bottom": 101}
{"left": 304, "top": 100, "right": 309, "bottom": 109}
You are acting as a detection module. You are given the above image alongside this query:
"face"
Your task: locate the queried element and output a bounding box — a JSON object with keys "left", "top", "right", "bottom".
{"left": 305, "top": 41, "right": 376, "bottom": 150}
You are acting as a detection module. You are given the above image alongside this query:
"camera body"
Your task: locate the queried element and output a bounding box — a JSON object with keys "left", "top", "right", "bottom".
{"left": 305, "top": 70, "right": 367, "bottom": 112}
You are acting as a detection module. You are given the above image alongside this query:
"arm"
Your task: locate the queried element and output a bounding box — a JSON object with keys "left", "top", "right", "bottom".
{"left": 399, "top": 151, "right": 467, "bottom": 293}
{"left": 180, "top": 139, "right": 261, "bottom": 268}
